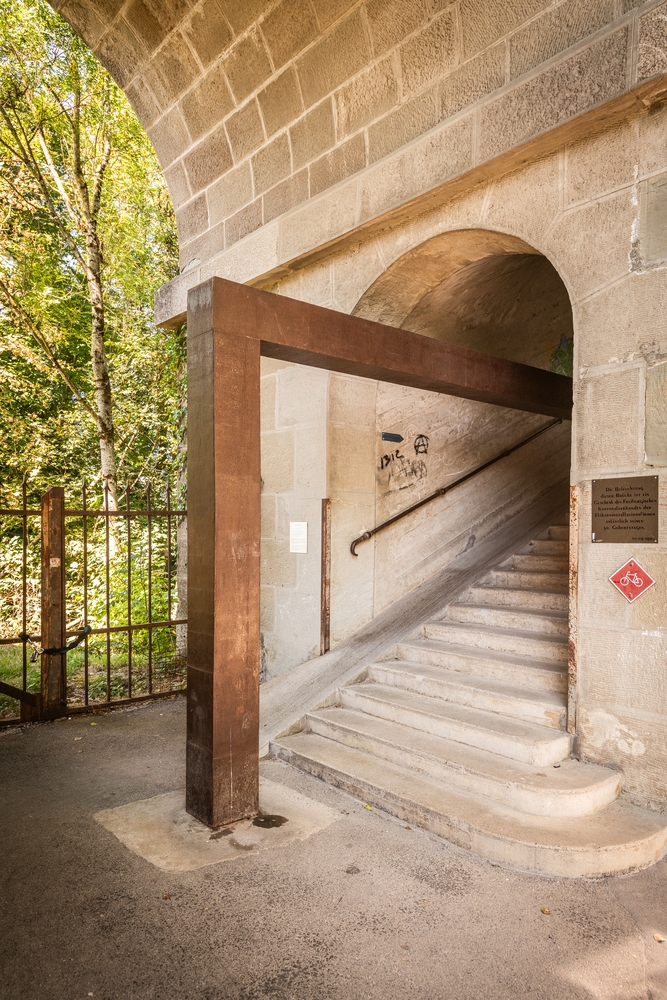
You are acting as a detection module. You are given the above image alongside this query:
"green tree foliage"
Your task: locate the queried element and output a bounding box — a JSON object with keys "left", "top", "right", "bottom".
{"left": 0, "top": 0, "right": 183, "bottom": 508}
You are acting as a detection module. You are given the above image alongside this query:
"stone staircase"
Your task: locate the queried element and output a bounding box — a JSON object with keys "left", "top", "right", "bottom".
{"left": 273, "top": 523, "right": 667, "bottom": 877}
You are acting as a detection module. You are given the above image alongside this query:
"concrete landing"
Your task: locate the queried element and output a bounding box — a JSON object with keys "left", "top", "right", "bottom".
{"left": 94, "top": 778, "right": 340, "bottom": 873}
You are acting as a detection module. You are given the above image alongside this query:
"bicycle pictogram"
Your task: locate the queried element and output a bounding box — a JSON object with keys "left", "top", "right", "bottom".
{"left": 619, "top": 570, "right": 643, "bottom": 588}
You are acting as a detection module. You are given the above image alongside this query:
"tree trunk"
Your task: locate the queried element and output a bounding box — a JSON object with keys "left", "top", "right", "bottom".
{"left": 85, "top": 222, "right": 118, "bottom": 510}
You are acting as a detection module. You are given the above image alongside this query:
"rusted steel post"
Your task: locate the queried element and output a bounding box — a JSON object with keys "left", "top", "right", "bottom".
{"left": 567, "top": 484, "right": 579, "bottom": 736}
{"left": 40, "top": 487, "right": 66, "bottom": 719}
{"left": 186, "top": 280, "right": 261, "bottom": 828}
{"left": 320, "top": 499, "right": 331, "bottom": 656}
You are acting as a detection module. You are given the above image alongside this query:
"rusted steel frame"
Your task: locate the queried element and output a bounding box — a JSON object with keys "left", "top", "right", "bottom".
{"left": 126, "top": 485, "right": 133, "bottom": 698}
{"left": 351, "top": 419, "right": 562, "bottom": 556}
{"left": 320, "top": 499, "right": 331, "bottom": 656}
{"left": 21, "top": 476, "right": 28, "bottom": 692}
{"left": 83, "top": 483, "right": 89, "bottom": 704}
{"left": 147, "top": 484, "right": 153, "bottom": 694}
{"left": 40, "top": 487, "right": 66, "bottom": 719}
{"left": 207, "top": 278, "right": 572, "bottom": 419}
{"left": 186, "top": 280, "right": 260, "bottom": 828}
{"left": 567, "top": 484, "right": 579, "bottom": 736}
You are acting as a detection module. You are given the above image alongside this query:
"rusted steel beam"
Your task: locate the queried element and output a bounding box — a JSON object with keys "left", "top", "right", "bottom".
{"left": 320, "top": 499, "right": 331, "bottom": 656}
{"left": 186, "top": 281, "right": 261, "bottom": 828}
{"left": 41, "top": 487, "right": 66, "bottom": 720}
{"left": 207, "top": 277, "right": 572, "bottom": 418}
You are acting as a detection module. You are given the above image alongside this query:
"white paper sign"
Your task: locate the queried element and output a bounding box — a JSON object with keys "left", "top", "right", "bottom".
{"left": 289, "top": 522, "right": 308, "bottom": 553}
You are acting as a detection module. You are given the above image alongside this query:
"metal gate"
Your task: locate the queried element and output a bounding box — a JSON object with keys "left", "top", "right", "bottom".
{"left": 0, "top": 479, "right": 186, "bottom": 724}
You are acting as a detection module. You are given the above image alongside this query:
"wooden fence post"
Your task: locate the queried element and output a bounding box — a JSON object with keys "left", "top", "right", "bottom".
{"left": 41, "top": 487, "right": 66, "bottom": 719}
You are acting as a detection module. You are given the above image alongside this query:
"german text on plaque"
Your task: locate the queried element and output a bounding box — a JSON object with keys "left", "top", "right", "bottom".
{"left": 591, "top": 476, "right": 659, "bottom": 543}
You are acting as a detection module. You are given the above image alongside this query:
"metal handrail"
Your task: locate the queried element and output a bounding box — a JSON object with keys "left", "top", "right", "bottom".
{"left": 350, "top": 419, "right": 562, "bottom": 556}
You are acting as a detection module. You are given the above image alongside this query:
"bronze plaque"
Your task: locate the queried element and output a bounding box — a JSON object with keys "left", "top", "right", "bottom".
{"left": 592, "top": 476, "right": 659, "bottom": 543}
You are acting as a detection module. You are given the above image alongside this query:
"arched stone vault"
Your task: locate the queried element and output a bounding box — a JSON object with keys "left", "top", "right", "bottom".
{"left": 50, "top": 0, "right": 667, "bottom": 324}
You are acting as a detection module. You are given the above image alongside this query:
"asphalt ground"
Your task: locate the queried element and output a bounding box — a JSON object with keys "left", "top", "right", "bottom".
{"left": 1, "top": 697, "right": 666, "bottom": 1000}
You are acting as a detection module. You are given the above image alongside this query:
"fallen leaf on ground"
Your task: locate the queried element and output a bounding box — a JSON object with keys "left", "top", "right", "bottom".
{"left": 90, "top": 722, "right": 97, "bottom": 726}
{"left": 654, "top": 933, "right": 665, "bottom": 943}
{"left": 364, "top": 804, "right": 372, "bottom": 810}
{"left": 541, "top": 908, "right": 551, "bottom": 915}
{"left": 162, "top": 893, "right": 171, "bottom": 900}
{"left": 74, "top": 737, "right": 82, "bottom": 741}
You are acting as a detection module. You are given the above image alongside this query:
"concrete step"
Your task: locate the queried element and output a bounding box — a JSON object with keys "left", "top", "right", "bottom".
{"left": 302, "top": 707, "right": 621, "bottom": 817}
{"left": 485, "top": 569, "right": 568, "bottom": 592}
{"left": 510, "top": 554, "right": 569, "bottom": 572}
{"left": 548, "top": 525, "right": 569, "bottom": 541}
{"left": 447, "top": 602, "right": 568, "bottom": 636}
{"left": 423, "top": 620, "right": 567, "bottom": 663}
{"left": 528, "top": 539, "right": 568, "bottom": 556}
{"left": 368, "top": 660, "right": 566, "bottom": 729}
{"left": 339, "top": 683, "right": 571, "bottom": 764}
{"left": 273, "top": 733, "right": 667, "bottom": 877}
{"left": 393, "top": 638, "right": 567, "bottom": 693}
{"left": 465, "top": 584, "right": 568, "bottom": 612}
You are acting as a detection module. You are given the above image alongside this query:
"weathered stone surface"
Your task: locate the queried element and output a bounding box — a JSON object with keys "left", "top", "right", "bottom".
{"left": 400, "top": 8, "right": 459, "bottom": 100}
{"left": 368, "top": 88, "right": 439, "bottom": 164}
{"left": 225, "top": 199, "right": 263, "bottom": 246}
{"left": 164, "top": 161, "right": 191, "bottom": 208}
{"left": 184, "top": 124, "right": 234, "bottom": 194}
{"left": 147, "top": 107, "right": 190, "bottom": 168}
{"left": 260, "top": 375, "right": 276, "bottom": 433}
{"left": 124, "top": 0, "right": 174, "bottom": 55}
{"left": 208, "top": 162, "right": 253, "bottom": 225}
{"left": 310, "top": 134, "right": 365, "bottom": 196}
{"left": 263, "top": 170, "right": 309, "bottom": 223}
{"left": 176, "top": 194, "right": 208, "bottom": 244}
{"left": 226, "top": 100, "right": 265, "bottom": 162}
{"left": 183, "top": 0, "right": 233, "bottom": 68}
{"left": 95, "top": 18, "right": 149, "bottom": 89}
{"left": 440, "top": 44, "right": 505, "bottom": 118}
{"left": 223, "top": 28, "right": 272, "bottom": 104}
{"left": 261, "top": 0, "right": 318, "bottom": 68}
{"left": 57, "top": 0, "right": 107, "bottom": 48}
{"left": 640, "top": 171, "right": 667, "bottom": 265}
{"left": 179, "top": 63, "right": 234, "bottom": 141}
{"left": 366, "top": 0, "right": 439, "bottom": 56}
{"left": 261, "top": 428, "right": 295, "bottom": 492}
{"left": 143, "top": 32, "right": 200, "bottom": 107}
{"left": 290, "top": 99, "right": 335, "bottom": 170}
{"left": 258, "top": 68, "right": 303, "bottom": 136}
{"left": 646, "top": 362, "right": 667, "bottom": 466}
{"left": 310, "top": 0, "right": 356, "bottom": 30}
{"left": 126, "top": 76, "right": 162, "bottom": 130}
{"left": 575, "top": 369, "right": 641, "bottom": 473}
{"left": 280, "top": 181, "right": 357, "bottom": 260}
{"left": 564, "top": 119, "right": 634, "bottom": 207}
{"left": 217, "top": 0, "right": 269, "bottom": 34}
{"left": 335, "top": 59, "right": 398, "bottom": 137}
{"left": 252, "top": 133, "right": 291, "bottom": 194}
{"left": 509, "top": 0, "right": 616, "bottom": 81}
{"left": 479, "top": 31, "right": 628, "bottom": 161}
{"left": 637, "top": 2, "right": 667, "bottom": 82}
{"left": 297, "top": 11, "right": 371, "bottom": 108}
{"left": 460, "top": 0, "right": 550, "bottom": 60}
{"left": 576, "top": 269, "right": 667, "bottom": 369}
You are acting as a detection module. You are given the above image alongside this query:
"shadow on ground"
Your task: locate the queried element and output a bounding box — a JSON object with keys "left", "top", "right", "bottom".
{"left": 1, "top": 698, "right": 666, "bottom": 999}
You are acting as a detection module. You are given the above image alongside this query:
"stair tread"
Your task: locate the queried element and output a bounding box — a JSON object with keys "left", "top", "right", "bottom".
{"left": 398, "top": 637, "right": 566, "bottom": 674}
{"left": 343, "top": 682, "right": 567, "bottom": 745}
{"left": 471, "top": 584, "right": 569, "bottom": 599}
{"left": 274, "top": 732, "right": 666, "bottom": 854}
{"left": 306, "top": 707, "right": 615, "bottom": 794}
{"left": 372, "top": 659, "right": 566, "bottom": 708}
{"left": 426, "top": 619, "right": 568, "bottom": 646}
{"left": 452, "top": 602, "right": 568, "bottom": 622}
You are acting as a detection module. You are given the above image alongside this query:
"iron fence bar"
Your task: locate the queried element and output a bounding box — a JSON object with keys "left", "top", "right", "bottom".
{"left": 104, "top": 481, "right": 111, "bottom": 701}
{"left": 63, "top": 509, "right": 186, "bottom": 517}
{"left": 0, "top": 508, "right": 41, "bottom": 516}
{"left": 21, "top": 475, "right": 27, "bottom": 693}
{"left": 147, "top": 484, "right": 152, "bottom": 695}
{"left": 83, "top": 482, "right": 89, "bottom": 706}
{"left": 126, "top": 484, "right": 132, "bottom": 699}
{"left": 0, "top": 619, "right": 187, "bottom": 646}
{"left": 350, "top": 419, "right": 563, "bottom": 556}
{"left": 167, "top": 484, "right": 172, "bottom": 625}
